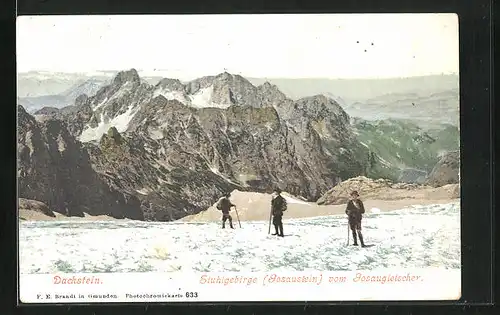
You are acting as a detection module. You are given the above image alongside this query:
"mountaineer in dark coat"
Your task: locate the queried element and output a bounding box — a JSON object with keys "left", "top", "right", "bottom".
{"left": 216, "top": 192, "right": 236, "bottom": 229}
{"left": 271, "top": 188, "right": 287, "bottom": 237}
{"left": 345, "top": 190, "right": 366, "bottom": 247}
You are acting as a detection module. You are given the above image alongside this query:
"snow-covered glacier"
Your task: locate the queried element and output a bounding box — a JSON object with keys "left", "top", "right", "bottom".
{"left": 19, "top": 202, "right": 460, "bottom": 274}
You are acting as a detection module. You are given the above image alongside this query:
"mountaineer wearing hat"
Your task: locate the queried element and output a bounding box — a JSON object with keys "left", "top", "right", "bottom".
{"left": 345, "top": 190, "right": 366, "bottom": 247}
{"left": 270, "top": 187, "right": 287, "bottom": 237}
{"left": 216, "top": 192, "right": 236, "bottom": 229}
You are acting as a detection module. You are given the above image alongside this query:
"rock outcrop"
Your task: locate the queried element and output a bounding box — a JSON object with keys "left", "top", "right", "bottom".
{"left": 425, "top": 150, "right": 460, "bottom": 187}
{"left": 317, "top": 176, "right": 460, "bottom": 205}
{"left": 18, "top": 198, "right": 55, "bottom": 217}
{"left": 17, "top": 105, "right": 143, "bottom": 219}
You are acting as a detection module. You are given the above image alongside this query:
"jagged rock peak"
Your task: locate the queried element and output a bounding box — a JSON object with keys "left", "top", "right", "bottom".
{"left": 214, "top": 72, "right": 252, "bottom": 85}
{"left": 261, "top": 81, "right": 273, "bottom": 88}
{"left": 113, "top": 68, "right": 141, "bottom": 86}
{"left": 215, "top": 71, "right": 233, "bottom": 80}
{"left": 101, "top": 126, "right": 123, "bottom": 145}
{"left": 107, "top": 126, "right": 120, "bottom": 138}
{"left": 156, "top": 78, "right": 185, "bottom": 91}
{"left": 295, "top": 94, "right": 349, "bottom": 119}
{"left": 258, "top": 81, "right": 286, "bottom": 95}
{"left": 18, "top": 104, "right": 41, "bottom": 125}
{"left": 18, "top": 104, "right": 28, "bottom": 114}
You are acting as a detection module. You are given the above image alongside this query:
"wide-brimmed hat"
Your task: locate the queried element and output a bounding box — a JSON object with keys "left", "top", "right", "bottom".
{"left": 350, "top": 190, "right": 359, "bottom": 196}
{"left": 273, "top": 187, "right": 282, "bottom": 194}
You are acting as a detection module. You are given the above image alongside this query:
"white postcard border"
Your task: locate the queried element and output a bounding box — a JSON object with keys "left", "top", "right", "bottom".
{"left": 19, "top": 268, "right": 461, "bottom": 303}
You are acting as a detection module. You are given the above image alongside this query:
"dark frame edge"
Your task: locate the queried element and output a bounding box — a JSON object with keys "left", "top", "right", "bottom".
{"left": 2, "top": 0, "right": 495, "bottom": 313}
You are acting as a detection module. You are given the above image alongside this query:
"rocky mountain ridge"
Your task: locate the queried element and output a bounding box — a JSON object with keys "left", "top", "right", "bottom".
{"left": 33, "top": 70, "right": 292, "bottom": 141}
{"left": 18, "top": 69, "right": 459, "bottom": 221}
{"left": 18, "top": 69, "right": 375, "bottom": 220}
{"left": 316, "top": 176, "right": 460, "bottom": 205}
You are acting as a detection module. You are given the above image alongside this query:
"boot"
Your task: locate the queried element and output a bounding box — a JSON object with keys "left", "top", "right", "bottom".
{"left": 278, "top": 223, "right": 284, "bottom": 237}
{"left": 352, "top": 231, "right": 358, "bottom": 246}
{"left": 358, "top": 232, "right": 366, "bottom": 247}
{"left": 230, "top": 223, "right": 234, "bottom": 229}
{"left": 272, "top": 225, "right": 279, "bottom": 235}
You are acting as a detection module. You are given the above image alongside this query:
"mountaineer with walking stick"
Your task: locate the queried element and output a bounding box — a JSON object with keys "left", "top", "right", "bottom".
{"left": 216, "top": 192, "right": 236, "bottom": 229}
{"left": 345, "top": 190, "right": 367, "bottom": 247}
{"left": 269, "top": 188, "right": 287, "bottom": 237}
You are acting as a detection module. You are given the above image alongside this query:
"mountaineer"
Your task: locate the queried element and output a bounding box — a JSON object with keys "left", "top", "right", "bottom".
{"left": 345, "top": 190, "right": 367, "bottom": 247}
{"left": 270, "top": 188, "right": 287, "bottom": 237}
{"left": 216, "top": 192, "right": 236, "bottom": 229}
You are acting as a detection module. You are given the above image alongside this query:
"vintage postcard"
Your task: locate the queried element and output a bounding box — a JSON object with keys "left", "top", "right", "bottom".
{"left": 17, "top": 13, "right": 461, "bottom": 303}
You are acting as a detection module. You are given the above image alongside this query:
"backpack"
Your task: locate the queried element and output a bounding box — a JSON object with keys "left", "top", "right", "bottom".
{"left": 280, "top": 196, "right": 287, "bottom": 212}
{"left": 272, "top": 195, "right": 287, "bottom": 214}
{"left": 216, "top": 197, "right": 231, "bottom": 211}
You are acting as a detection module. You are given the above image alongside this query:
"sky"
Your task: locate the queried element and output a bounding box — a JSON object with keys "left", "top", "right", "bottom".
{"left": 16, "top": 14, "right": 459, "bottom": 80}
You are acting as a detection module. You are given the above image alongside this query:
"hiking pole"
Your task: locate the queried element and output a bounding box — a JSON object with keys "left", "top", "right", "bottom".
{"left": 234, "top": 207, "right": 242, "bottom": 228}
{"left": 346, "top": 221, "right": 350, "bottom": 246}
{"left": 268, "top": 209, "right": 272, "bottom": 234}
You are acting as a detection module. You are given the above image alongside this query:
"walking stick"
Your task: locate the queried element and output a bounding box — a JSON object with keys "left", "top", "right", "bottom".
{"left": 268, "top": 209, "right": 272, "bottom": 234}
{"left": 346, "top": 220, "right": 350, "bottom": 246}
{"left": 234, "top": 207, "right": 242, "bottom": 228}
